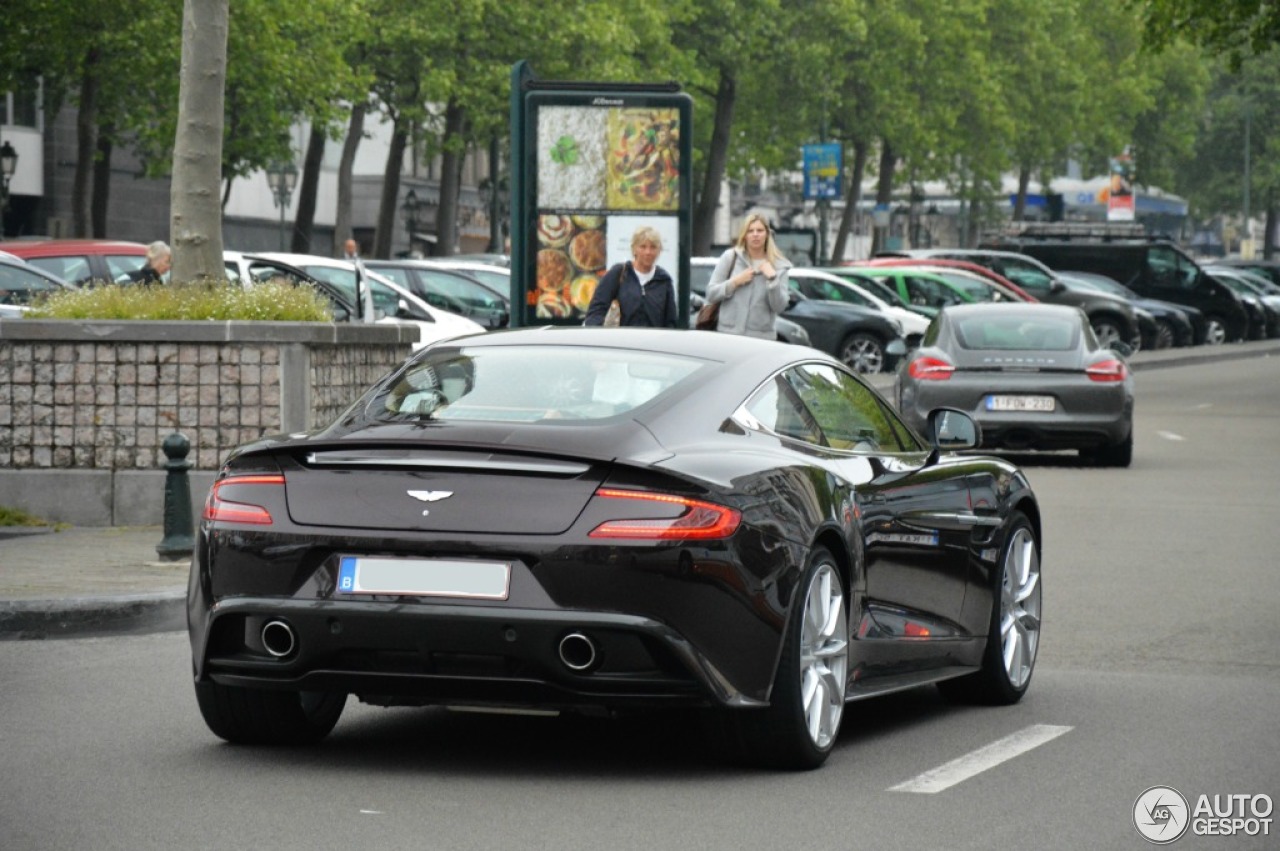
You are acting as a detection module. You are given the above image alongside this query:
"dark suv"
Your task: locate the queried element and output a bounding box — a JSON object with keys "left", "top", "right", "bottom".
{"left": 976, "top": 228, "right": 1250, "bottom": 344}
{"left": 880, "top": 248, "right": 1144, "bottom": 350}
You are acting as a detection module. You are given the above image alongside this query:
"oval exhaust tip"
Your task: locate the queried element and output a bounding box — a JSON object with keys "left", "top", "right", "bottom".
{"left": 261, "top": 619, "right": 297, "bottom": 658}
{"left": 558, "top": 632, "right": 597, "bottom": 672}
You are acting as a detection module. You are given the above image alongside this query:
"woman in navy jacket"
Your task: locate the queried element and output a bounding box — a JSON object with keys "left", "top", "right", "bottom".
{"left": 584, "top": 226, "right": 677, "bottom": 328}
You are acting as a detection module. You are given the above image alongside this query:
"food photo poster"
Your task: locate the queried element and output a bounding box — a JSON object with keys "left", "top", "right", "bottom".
{"left": 531, "top": 104, "right": 682, "bottom": 321}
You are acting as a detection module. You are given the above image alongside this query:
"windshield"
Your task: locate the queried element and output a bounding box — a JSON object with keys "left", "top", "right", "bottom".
{"left": 373, "top": 345, "right": 708, "bottom": 422}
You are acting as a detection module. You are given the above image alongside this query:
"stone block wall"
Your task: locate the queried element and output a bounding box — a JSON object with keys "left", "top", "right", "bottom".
{"left": 0, "top": 319, "right": 417, "bottom": 524}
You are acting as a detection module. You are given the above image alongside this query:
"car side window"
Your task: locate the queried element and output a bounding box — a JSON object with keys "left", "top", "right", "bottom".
{"left": 787, "top": 363, "right": 916, "bottom": 452}
{"left": 30, "top": 256, "right": 90, "bottom": 285}
{"left": 107, "top": 255, "right": 147, "bottom": 282}
{"left": 742, "top": 374, "right": 825, "bottom": 445}
{"left": 1148, "top": 246, "right": 1197, "bottom": 290}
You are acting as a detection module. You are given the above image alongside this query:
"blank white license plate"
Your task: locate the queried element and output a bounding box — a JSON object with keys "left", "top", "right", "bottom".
{"left": 986, "top": 395, "right": 1056, "bottom": 412}
{"left": 336, "top": 556, "right": 511, "bottom": 600}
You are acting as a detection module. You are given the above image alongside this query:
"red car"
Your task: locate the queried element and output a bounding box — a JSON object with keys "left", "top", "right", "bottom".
{"left": 0, "top": 239, "right": 150, "bottom": 286}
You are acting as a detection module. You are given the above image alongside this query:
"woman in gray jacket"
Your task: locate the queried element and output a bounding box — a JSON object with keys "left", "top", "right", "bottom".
{"left": 705, "top": 214, "right": 792, "bottom": 339}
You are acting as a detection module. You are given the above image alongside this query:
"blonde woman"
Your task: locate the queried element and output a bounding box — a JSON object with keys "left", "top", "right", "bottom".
{"left": 705, "top": 214, "right": 791, "bottom": 338}
{"left": 584, "top": 226, "right": 678, "bottom": 327}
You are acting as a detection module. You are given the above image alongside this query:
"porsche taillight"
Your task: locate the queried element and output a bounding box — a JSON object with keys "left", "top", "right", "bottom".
{"left": 588, "top": 488, "right": 741, "bottom": 540}
{"left": 1086, "top": 359, "right": 1128, "bottom": 382}
{"left": 908, "top": 356, "right": 955, "bottom": 381}
{"left": 203, "top": 474, "right": 285, "bottom": 525}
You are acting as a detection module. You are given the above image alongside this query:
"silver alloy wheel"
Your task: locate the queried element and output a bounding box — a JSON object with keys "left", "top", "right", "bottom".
{"left": 840, "top": 335, "right": 884, "bottom": 374}
{"left": 1203, "top": 317, "right": 1227, "bottom": 345}
{"left": 1092, "top": 320, "right": 1124, "bottom": 349}
{"left": 1000, "top": 526, "right": 1041, "bottom": 689}
{"left": 799, "top": 562, "right": 848, "bottom": 749}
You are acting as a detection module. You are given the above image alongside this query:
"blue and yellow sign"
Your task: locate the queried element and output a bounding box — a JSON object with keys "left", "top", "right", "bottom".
{"left": 802, "top": 143, "right": 842, "bottom": 200}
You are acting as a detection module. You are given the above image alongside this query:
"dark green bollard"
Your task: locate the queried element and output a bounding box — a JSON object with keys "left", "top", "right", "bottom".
{"left": 156, "top": 432, "right": 195, "bottom": 561}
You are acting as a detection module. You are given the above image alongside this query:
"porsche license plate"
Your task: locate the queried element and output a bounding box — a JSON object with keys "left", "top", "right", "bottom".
{"left": 986, "top": 395, "right": 1055, "bottom": 412}
{"left": 336, "top": 556, "right": 511, "bottom": 599}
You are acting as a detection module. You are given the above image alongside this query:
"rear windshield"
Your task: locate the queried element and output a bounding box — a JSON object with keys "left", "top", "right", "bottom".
{"left": 372, "top": 345, "right": 707, "bottom": 422}
{"left": 954, "top": 314, "right": 1080, "bottom": 351}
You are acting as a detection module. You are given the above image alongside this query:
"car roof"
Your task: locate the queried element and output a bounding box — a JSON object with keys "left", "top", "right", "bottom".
{"left": 940, "top": 301, "right": 1083, "bottom": 321}
{"left": 0, "top": 239, "right": 149, "bottom": 257}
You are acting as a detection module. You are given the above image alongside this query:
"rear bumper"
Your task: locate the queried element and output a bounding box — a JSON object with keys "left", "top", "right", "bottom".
{"left": 194, "top": 596, "right": 765, "bottom": 710}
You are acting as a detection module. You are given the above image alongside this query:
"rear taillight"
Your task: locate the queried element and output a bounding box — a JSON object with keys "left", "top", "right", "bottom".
{"left": 203, "top": 474, "right": 285, "bottom": 525}
{"left": 588, "top": 488, "right": 741, "bottom": 540}
{"left": 908, "top": 356, "right": 955, "bottom": 381}
{"left": 1086, "top": 359, "right": 1128, "bottom": 382}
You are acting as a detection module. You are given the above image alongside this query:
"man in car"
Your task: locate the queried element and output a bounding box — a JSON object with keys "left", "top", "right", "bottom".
{"left": 125, "top": 241, "right": 172, "bottom": 285}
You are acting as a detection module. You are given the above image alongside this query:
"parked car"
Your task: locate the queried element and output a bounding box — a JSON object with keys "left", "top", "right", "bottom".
{"left": 785, "top": 267, "right": 931, "bottom": 346}
{"left": 819, "top": 267, "right": 936, "bottom": 317}
{"left": 363, "top": 259, "right": 509, "bottom": 329}
{"left": 223, "top": 251, "right": 359, "bottom": 321}
{"left": 0, "top": 239, "right": 150, "bottom": 286}
{"left": 255, "top": 253, "right": 486, "bottom": 348}
{"left": 896, "top": 303, "right": 1135, "bottom": 466}
{"left": 0, "top": 253, "right": 75, "bottom": 316}
{"left": 422, "top": 259, "right": 513, "bottom": 301}
{"left": 881, "top": 248, "right": 1144, "bottom": 350}
{"left": 189, "top": 326, "right": 1042, "bottom": 769}
{"left": 1202, "top": 258, "right": 1280, "bottom": 289}
{"left": 976, "top": 231, "right": 1250, "bottom": 344}
{"left": 831, "top": 265, "right": 999, "bottom": 312}
{"left": 1058, "top": 270, "right": 1198, "bottom": 349}
{"left": 853, "top": 257, "right": 1038, "bottom": 303}
{"left": 691, "top": 257, "right": 907, "bottom": 373}
{"left": 1203, "top": 267, "right": 1280, "bottom": 339}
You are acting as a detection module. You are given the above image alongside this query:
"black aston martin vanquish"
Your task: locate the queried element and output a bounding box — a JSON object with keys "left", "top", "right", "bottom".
{"left": 189, "top": 326, "right": 1042, "bottom": 769}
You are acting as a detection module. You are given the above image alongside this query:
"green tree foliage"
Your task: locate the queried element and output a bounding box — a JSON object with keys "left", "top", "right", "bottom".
{"left": 1137, "top": 0, "right": 1280, "bottom": 61}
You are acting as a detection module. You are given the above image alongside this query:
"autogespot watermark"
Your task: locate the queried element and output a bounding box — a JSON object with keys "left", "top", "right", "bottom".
{"left": 1133, "top": 786, "right": 1274, "bottom": 844}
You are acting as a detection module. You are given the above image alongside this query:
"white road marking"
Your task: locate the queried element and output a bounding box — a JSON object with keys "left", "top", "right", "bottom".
{"left": 360, "top": 810, "right": 384, "bottom": 815}
{"left": 1157, "top": 431, "right": 1185, "bottom": 441}
{"left": 888, "top": 724, "right": 1073, "bottom": 794}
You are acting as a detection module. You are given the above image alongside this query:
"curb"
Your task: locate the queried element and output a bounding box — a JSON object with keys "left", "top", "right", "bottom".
{"left": 0, "top": 590, "right": 186, "bottom": 640}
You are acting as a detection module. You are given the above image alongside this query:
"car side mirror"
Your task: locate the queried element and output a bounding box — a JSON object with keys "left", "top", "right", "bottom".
{"left": 787, "top": 291, "right": 801, "bottom": 308}
{"left": 1108, "top": 340, "right": 1133, "bottom": 358}
{"left": 1049, "top": 279, "right": 1065, "bottom": 293}
{"left": 927, "top": 408, "right": 979, "bottom": 450}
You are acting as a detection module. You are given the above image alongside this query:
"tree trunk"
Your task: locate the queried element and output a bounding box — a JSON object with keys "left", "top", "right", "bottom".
{"left": 693, "top": 71, "right": 736, "bottom": 255}
{"left": 1014, "top": 166, "right": 1030, "bottom": 221}
{"left": 334, "top": 102, "right": 366, "bottom": 255}
{"left": 1264, "top": 188, "right": 1275, "bottom": 260}
{"left": 870, "top": 140, "right": 895, "bottom": 256}
{"left": 435, "top": 101, "right": 468, "bottom": 257}
{"left": 73, "top": 51, "right": 100, "bottom": 239}
{"left": 831, "top": 139, "right": 868, "bottom": 263}
{"left": 170, "top": 0, "right": 228, "bottom": 283}
{"left": 91, "top": 124, "right": 113, "bottom": 238}
{"left": 291, "top": 124, "right": 326, "bottom": 254}
{"left": 373, "top": 123, "right": 408, "bottom": 260}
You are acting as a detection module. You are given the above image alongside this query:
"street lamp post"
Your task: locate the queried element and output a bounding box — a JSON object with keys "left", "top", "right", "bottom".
{"left": 265, "top": 161, "right": 298, "bottom": 251}
{"left": 402, "top": 189, "right": 420, "bottom": 256}
{"left": 0, "top": 141, "right": 18, "bottom": 237}
{"left": 479, "top": 175, "right": 509, "bottom": 254}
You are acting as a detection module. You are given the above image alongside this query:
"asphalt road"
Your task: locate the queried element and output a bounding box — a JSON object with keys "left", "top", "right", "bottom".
{"left": 1, "top": 357, "right": 1277, "bottom": 850}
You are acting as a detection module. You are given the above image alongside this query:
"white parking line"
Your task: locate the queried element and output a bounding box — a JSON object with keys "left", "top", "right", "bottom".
{"left": 888, "top": 724, "right": 1073, "bottom": 794}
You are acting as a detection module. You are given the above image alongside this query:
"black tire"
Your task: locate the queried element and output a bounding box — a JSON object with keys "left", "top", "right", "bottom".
{"left": 719, "top": 546, "right": 849, "bottom": 770}
{"left": 838, "top": 333, "right": 886, "bottom": 374}
{"left": 1092, "top": 431, "right": 1133, "bottom": 468}
{"left": 195, "top": 681, "right": 346, "bottom": 745}
{"left": 938, "top": 512, "right": 1041, "bottom": 705}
